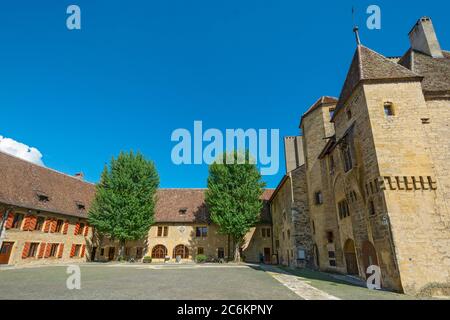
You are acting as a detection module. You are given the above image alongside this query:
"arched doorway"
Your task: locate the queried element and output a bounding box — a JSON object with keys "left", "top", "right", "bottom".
{"left": 344, "top": 239, "right": 359, "bottom": 275}
{"left": 173, "top": 245, "right": 189, "bottom": 259}
{"left": 151, "top": 245, "right": 167, "bottom": 259}
{"left": 362, "top": 241, "right": 379, "bottom": 276}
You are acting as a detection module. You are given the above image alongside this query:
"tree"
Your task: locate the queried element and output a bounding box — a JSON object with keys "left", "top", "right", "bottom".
{"left": 205, "top": 151, "right": 266, "bottom": 262}
{"left": 88, "top": 151, "right": 159, "bottom": 260}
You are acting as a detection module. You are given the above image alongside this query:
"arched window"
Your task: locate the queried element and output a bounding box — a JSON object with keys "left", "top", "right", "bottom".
{"left": 151, "top": 245, "right": 167, "bottom": 259}
{"left": 173, "top": 244, "right": 189, "bottom": 259}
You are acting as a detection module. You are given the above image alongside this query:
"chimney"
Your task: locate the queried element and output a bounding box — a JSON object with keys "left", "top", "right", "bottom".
{"left": 408, "top": 17, "right": 443, "bottom": 58}
{"left": 74, "top": 172, "right": 84, "bottom": 180}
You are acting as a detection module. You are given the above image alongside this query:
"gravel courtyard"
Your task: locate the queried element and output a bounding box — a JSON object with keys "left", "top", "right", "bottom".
{"left": 0, "top": 264, "right": 302, "bottom": 300}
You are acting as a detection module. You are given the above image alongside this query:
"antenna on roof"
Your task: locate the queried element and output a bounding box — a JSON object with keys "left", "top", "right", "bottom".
{"left": 352, "top": 6, "right": 361, "bottom": 45}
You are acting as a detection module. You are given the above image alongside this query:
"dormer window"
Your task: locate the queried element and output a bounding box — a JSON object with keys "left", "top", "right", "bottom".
{"left": 346, "top": 109, "right": 352, "bottom": 120}
{"left": 76, "top": 202, "right": 86, "bottom": 210}
{"left": 179, "top": 208, "right": 187, "bottom": 215}
{"left": 36, "top": 192, "right": 49, "bottom": 202}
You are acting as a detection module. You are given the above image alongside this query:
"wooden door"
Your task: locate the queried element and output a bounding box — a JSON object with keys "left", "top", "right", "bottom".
{"left": 345, "top": 253, "right": 359, "bottom": 275}
{"left": 0, "top": 242, "right": 14, "bottom": 264}
{"left": 263, "top": 248, "right": 271, "bottom": 264}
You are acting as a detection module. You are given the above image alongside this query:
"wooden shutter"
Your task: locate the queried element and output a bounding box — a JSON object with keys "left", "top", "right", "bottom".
{"left": 29, "top": 216, "right": 37, "bottom": 231}
{"left": 50, "top": 219, "right": 57, "bottom": 233}
{"left": 70, "top": 244, "right": 76, "bottom": 257}
{"left": 74, "top": 223, "right": 80, "bottom": 235}
{"left": 22, "top": 242, "right": 31, "bottom": 259}
{"left": 5, "top": 212, "right": 14, "bottom": 229}
{"left": 58, "top": 244, "right": 64, "bottom": 258}
{"left": 37, "top": 242, "right": 46, "bottom": 258}
{"left": 62, "top": 221, "right": 69, "bottom": 234}
{"left": 83, "top": 225, "right": 89, "bottom": 236}
{"left": 44, "top": 243, "right": 51, "bottom": 258}
{"left": 43, "top": 218, "right": 51, "bottom": 232}
{"left": 81, "top": 245, "right": 86, "bottom": 258}
{"left": 22, "top": 216, "right": 30, "bottom": 231}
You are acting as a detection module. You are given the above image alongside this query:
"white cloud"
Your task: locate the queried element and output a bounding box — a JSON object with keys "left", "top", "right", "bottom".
{"left": 0, "top": 135, "right": 45, "bottom": 166}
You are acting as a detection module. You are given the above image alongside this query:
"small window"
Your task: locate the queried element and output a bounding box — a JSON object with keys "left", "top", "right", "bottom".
{"left": 369, "top": 200, "right": 376, "bottom": 216}
{"left": 35, "top": 216, "right": 45, "bottom": 231}
{"left": 179, "top": 208, "right": 187, "bottom": 215}
{"left": 195, "top": 226, "right": 208, "bottom": 238}
{"left": 163, "top": 226, "right": 168, "bottom": 237}
{"left": 346, "top": 109, "right": 352, "bottom": 120}
{"left": 329, "top": 260, "right": 337, "bottom": 267}
{"left": 77, "top": 223, "right": 85, "bottom": 235}
{"left": 312, "top": 220, "right": 316, "bottom": 235}
{"left": 28, "top": 243, "right": 39, "bottom": 258}
{"left": 73, "top": 245, "right": 81, "bottom": 257}
{"left": 38, "top": 195, "right": 49, "bottom": 202}
{"left": 55, "top": 220, "right": 64, "bottom": 233}
{"left": 342, "top": 145, "right": 353, "bottom": 172}
{"left": 338, "top": 200, "right": 350, "bottom": 220}
{"left": 266, "top": 228, "right": 271, "bottom": 238}
{"left": 12, "top": 213, "right": 24, "bottom": 229}
{"left": 76, "top": 203, "right": 85, "bottom": 210}
{"left": 261, "top": 228, "right": 266, "bottom": 238}
{"left": 49, "top": 243, "right": 59, "bottom": 257}
{"left": 275, "top": 240, "right": 280, "bottom": 249}
{"left": 314, "top": 191, "right": 323, "bottom": 205}
{"left": 197, "top": 247, "right": 204, "bottom": 255}
{"left": 328, "top": 251, "right": 336, "bottom": 259}
{"left": 287, "top": 229, "right": 291, "bottom": 239}
{"left": 384, "top": 102, "right": 394, "bottom": 116}
{"left": 326, "top": 231, "right": 334, "bottom": 243}
{"left": 329, "top": 108, "right": 335, "bottom": 119}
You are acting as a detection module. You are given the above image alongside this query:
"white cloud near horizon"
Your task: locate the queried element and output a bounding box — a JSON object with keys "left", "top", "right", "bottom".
{"left": 0, "top": 135, "right": 45, "bottom": 166}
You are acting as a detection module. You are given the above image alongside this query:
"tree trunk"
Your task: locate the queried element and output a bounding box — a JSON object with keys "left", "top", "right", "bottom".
{"left": 119, "top": 239, "right": 126, "bottom": 260}
{"left": 233, "top": 240, "right": 241, "bottom": 263}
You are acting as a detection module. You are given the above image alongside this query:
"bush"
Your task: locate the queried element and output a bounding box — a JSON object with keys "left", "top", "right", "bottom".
{"left": 143, "top": 256, "right": 152, "bottom": 263}
{"left": 196, "top": 254, "right": 207, "bottom": 263}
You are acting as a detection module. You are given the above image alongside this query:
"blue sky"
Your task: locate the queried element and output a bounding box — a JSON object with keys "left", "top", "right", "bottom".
{"left": 0, "top": 0, "right": 448, "bottom": 188}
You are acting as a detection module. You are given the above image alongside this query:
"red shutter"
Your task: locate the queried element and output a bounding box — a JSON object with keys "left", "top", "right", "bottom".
{"left": 44, "top": 243, "right": 51, "bottom": 258}
{"left": 43, "top": 218, "right": 51, "bottom": 233}
{"left": 62, "top": 221, "right": 69, "bottom": 235}
{"left": 50, "top": 219, "right": 57, "bottom": 233}
{"left": 22, "top": 242, "right": 31, "bottom": 259}
{"left": 83, "top": 225, "right": 89, "bottom": 236}
{"left": 74, "top": 223, "right": 80, "bottom": 235}
{"left": 29, "top": 216, "right": 37, "bottom": 231}
{"left": 5, "top": 212, "right": 14, "bottom": 229}
{"left": 81, "top": 245, "right": 86, "bottom": 258}
{"left": 70, "top": 244, "right": 76, "bottom": 258}
{"left": 58, "top": 244, "right": 64, "bottom": 258}
{"left": 22, "top": 216, "right": 30, "bottom": 231}
{"left": 37, "top": 242, "right": 46, "bottom": 258}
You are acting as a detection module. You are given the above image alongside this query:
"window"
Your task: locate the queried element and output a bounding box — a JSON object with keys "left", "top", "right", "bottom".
{"left": 283, "top": 210, "right": 286, "bottom": 220}
{"left": 73, "top": 245, "right": 81, "bottom": 257}
{"left": 35, "top": 216, "right": 45, "bottom": 231}
{"left": 314, "top": 191, "right": 323, "bottom": 205}
{"left": 77, "top": 203, "right": 85, "bottom": 210}
{"left": 49, "top": 244, "right": 58, "bottom": 257}
{"left": 312, "top": 220, "right": 316, "bottom": 235}
{"left": 55, "top": 220, "right": 64, "bottom": 233}
{"left": 282, "top": 232, "right": 285, "bottom": 241}
{"left": 326, "top": 231, "right": 334, "bottom": 243}
{"left": 329, "top": 108, "right": 335, "bottom": 119}
{"left": 157, "top": 226, "right": 169, "bottom": 237}
{"left": 261, "top": 228, "right": 271, "bottom": 238}
{"left": 287, "top": 229, "right": 291, "bottom": 239}
{"left": 195, "top": 226, "right": 208, "bottom": 238}
{"left": 217, "top": 247, "right": 225, "bottom": 259}
{"left": 328, "top": 251, "right": 336, "bottom": 259}
{"left": 338, "top": 200, "right": 350, "bottom": 219}
{"left": 342, "top": 144, "right": 353, "bottom": 172}
{"left": 28, "top": 243, "right": 39, "bottom": 258}
{"left": 38, "top": 194, "right": 49, "bottom": 202}
{"left": 329, "top": 260, "right": 337, "bottom": 267}
{"left": 275, "top": 240, "right": 280, "bottom": 249}
{"left": 173, "top": 245, "right": 189, "bottom": 259}
{"left": 197, "top": 247, "right": 204, "bottom": 255}
{"left": 12, "top": 213, "right": 24, "bottom": 229}
{"left": 384, "top": 102, "right": 394, "bottom": 116}
{"left": 329, "top": 155, "right": 335, "bottom": 174}
{"left": 77, "top": 223, "right": 85, "bottom": 235}
{"left": 369, "top": 200, "right": 376, "bottom": 216}
{"left": 179, "top": 208, "right": 187, "bottom": 215}
{"left": 346, "top": 109, "right": 352, "bottom": 120}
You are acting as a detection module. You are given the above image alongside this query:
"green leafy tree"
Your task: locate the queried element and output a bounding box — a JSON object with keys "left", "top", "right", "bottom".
{"left": 88, "top": 151, "right": 159, "bottom": 260}
{"left": 205, "top": 151, "right": 266, "bottom": 262}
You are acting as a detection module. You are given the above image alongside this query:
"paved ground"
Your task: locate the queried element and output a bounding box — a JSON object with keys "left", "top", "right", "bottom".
{"left": 0, "top": 264, "right": 302, "bottom": 300}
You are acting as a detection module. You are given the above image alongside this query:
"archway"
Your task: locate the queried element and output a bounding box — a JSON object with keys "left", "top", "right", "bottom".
{"left": 151, "top": 245, "right": 167, "bottom": 259}
{"left": 362, "top": 241, "right": 379, "bottom": 277}
{"left": 344, "top": 239, "right": 359, "bottom": 275}
{"left": 173, "top": 244, "right": 189, "bottom": 259}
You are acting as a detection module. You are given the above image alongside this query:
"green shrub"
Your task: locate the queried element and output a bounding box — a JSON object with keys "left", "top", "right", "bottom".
{"left": 143, "top": 256, "right": 152, "bottom": 263}
{"left": 196, "top": 254, "right": 207, "bottom": 263}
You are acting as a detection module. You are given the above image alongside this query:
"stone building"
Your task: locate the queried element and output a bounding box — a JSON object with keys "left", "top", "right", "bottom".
{"left": 277, "top": 17, "right": 449, "bottom": 295}
{"left": 0, "top": 151, "right": 95, "bottom": 266}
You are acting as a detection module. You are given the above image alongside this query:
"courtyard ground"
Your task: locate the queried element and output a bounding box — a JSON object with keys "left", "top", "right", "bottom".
{"left": 0, "top": 263, "right": 419, "bottom": 300}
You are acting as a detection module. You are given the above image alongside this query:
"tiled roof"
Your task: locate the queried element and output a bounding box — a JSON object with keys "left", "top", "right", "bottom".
{"left": 333, "top": 45, "right": 422, "bottom": 119}
{"left": 0, "top": 151, "right": 96, "bottom": 218}
{"left": 155, "top": 189, "right": 274, "bottom": 224}
{"left": 398, "top": 49, "right": 450, "bottom": 97}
